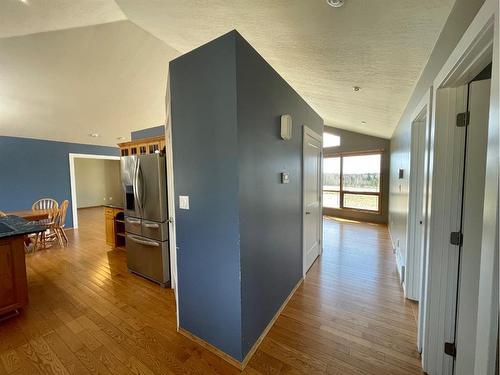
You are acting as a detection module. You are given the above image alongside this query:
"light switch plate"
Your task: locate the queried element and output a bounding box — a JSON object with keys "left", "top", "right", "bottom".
{"left": 179, "top": 195, "right": 190, "bottom": 210}
{"left": 281, "top": 172, "right": 290, "bottom": 184}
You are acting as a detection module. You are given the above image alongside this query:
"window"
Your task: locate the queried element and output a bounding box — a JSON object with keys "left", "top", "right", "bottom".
{"left": 323, "top": 153, "right": 381, "bottom": 212}
{"left": 323, "top": 157, "right": 341, "bottom": 208}
{"left": 323, "top": 133, "right": 341, "bottom": 148}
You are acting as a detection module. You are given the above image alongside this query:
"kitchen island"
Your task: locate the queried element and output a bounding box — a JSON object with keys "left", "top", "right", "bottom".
{"left": 0, "top": 215, "right": 44, "bottom": 320}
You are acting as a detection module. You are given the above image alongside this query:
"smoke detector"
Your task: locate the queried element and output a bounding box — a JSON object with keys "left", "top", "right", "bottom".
{"left": 327, "top": 0, "right": 345, "bottom": 8}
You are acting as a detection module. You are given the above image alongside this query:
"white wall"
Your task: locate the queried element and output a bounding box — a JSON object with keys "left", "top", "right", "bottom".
{"left": 388, "top": 0, "right": 486, "bottom": 277}
{"left": 74, "top": 158, "right": 122, "bottom": 208}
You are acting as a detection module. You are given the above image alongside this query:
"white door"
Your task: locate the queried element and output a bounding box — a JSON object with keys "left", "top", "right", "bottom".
{"left": 407, "top": 118, "right": 426, "bottom": 301}
{"left": 303, "top": 127, "right": 322, "bottom": 274}
{"left": 454, "top": 79, "right": 491, "bottom": 375}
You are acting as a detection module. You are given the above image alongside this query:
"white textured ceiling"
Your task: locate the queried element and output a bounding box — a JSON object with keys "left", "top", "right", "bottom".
{"left": 0, "top": 0, "right": 455, "bottom": 145}
{"left": 0, "top": 20, "right": 178, "bottom": 146}
{"left": 116, "top": 0, "right": 455, "bottom": 138}
{"left": 0, "top": 0, "right": 126, "bottom": 38}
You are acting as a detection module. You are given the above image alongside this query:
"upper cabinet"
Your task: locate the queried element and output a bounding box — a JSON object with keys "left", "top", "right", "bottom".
{"left": 118, "top": 136, "right": 165, "bottom": 157}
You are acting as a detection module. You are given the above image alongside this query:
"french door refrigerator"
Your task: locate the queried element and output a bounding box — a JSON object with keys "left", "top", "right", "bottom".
{"left": 121, "top": 154, "right": 170, "bottom": 287}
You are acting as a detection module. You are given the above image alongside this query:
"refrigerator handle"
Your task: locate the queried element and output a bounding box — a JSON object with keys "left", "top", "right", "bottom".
{"left": 133, "top": 157, "right": 139, "bottom": 212}
{"left": 127, "top": 234, "right": 160, "bottom": 247}
{"left": 136, "top": 158, "right": 144, "bottom": 216}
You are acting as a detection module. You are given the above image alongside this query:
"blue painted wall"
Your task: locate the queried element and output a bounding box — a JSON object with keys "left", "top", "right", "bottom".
{"left": 170, "top": 32, "right": 243, "bottom": 360}
{"left": 131, "top": 125, "right": 165, "bottom": 140}
{"left": 235, "top": 33, "right": 323, "bottom": 356}
{"left": 170, "top": 30, "right": 323, "bottom": 362}
{"left": 0, "top": 136, "right": 119, "bottom": 227}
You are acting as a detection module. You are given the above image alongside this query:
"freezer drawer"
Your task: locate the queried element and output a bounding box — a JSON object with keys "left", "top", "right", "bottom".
{"left": 141, "top": 220, "right": 168, "bottom": 241}
{"left": 125, "top": 233, "right": 170, "bottom": 287}
{"left": 125, "top": 216, "right": 142, "bottom": 236}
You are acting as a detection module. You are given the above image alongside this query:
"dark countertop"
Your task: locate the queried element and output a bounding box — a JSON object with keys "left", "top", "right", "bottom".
{"left": 0, "top": 216, "right": 45, "bottom": 239}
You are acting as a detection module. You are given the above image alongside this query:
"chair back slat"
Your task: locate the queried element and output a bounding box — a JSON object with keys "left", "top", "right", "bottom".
{"left": 32, "top": 198, "right": 58, "bottom": 211}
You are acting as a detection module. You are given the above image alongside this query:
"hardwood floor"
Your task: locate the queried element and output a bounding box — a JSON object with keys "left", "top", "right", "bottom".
{"left": 0, "top": 209, "right": 422, "bottom": 374}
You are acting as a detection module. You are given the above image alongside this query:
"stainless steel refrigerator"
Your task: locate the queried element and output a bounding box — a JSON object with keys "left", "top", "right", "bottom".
{"left": 121, "top": 154, "right": 170, "bottom": 287}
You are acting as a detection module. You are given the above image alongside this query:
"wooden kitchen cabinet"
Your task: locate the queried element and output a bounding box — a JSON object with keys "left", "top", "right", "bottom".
{"left": 118, "top": 135, "right": 165, "bottom": 157}
{"left": 0, "top": 236, "right": 28, "bottom": 316}
{"left": 105, "top": 207, "right": 125, "bottom": 248}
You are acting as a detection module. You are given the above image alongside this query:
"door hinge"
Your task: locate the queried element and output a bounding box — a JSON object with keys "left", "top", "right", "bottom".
{"left": 450, "top": 231, "right": 463, "bottom": 246}
{"left": 456, "top": 111, "right": 470, "bottom": 127}
{"left": 444, "top": 342, "right": 457, "bottom": 357}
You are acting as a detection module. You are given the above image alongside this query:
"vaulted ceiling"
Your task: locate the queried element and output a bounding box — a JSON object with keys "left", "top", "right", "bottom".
{"left": 0, "top": 0, "right": 455, "bottom": 146}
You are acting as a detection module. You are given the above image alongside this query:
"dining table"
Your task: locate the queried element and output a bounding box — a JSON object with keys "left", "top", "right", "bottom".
{"left": 6, "top": 209, "right": 51, "bottom": 221}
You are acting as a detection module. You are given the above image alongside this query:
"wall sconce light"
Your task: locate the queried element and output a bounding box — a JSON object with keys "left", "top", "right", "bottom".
{"left": 280, "top": 114, "right": 292, "bottom": 140}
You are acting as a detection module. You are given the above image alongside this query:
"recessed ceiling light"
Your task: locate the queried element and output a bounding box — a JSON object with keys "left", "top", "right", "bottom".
{"left": 89, "top": 133, "right": 99, "bottom": 138}
{"left": 327, "top": 0, "right": 345, "bottom": 8}
{"left": 353, "top": 86, "right": 361, "bottom": 92}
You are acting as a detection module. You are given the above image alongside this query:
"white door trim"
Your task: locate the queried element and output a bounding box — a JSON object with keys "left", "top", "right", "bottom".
{"left": 164, "top": 75, "right": 180, "bottom": 328}
{"left": 302, "top": 126, "right": 323, "bottom": 278}
{"left": 405, "top": 90, "right": 431, "bottom": 302}
{"left": 422, "top": 1, "right": 498, "bottom": 373}
{"left": 403, "top": 89, "right": 433, "bottom": 355}
{"left": 68, "top": 153, "right": 121, "bottom": 229}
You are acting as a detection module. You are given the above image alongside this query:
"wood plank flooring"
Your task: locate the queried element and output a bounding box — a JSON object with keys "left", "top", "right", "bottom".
{"left": 0, "top": 209, "right": 423, "bottom": 374}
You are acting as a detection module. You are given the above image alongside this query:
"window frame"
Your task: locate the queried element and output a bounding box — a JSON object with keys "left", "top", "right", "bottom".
{"left": 323, "top": 150, "right": 383, "bottom": 213}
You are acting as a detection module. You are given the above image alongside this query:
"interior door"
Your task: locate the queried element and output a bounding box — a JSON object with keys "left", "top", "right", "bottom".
{"left": 408, "top": 119, "right": 427, "bottom": 301}
{"left": 454, "top": 79, "right": 491, "bottom": 375}
{"left": 303, "top": 127, "right": 322, "bottom": 274}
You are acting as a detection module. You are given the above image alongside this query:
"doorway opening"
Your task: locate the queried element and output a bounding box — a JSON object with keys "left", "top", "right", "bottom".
{"left": 404, "top": 90, "right": 433, "bottom": 353}
{"left": 68, "top": 153, "right": 121, "bottom": 229}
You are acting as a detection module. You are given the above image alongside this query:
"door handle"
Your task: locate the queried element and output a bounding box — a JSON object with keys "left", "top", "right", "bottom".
{"left": 143, "top": 223, "right": 159, "bottom": 229}
{"left": 127, "top": 234, "right": 160, "bottom": 247}
{"left": 305, "top": 212, "right": 311, "bottom": 215}
{"left": 126, "top": 218, "right": 141, "bottom": 225}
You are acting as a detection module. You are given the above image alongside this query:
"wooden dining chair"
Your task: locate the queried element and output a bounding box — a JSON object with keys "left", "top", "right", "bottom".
{"left": 56, "top": 200, "right": 69, "bottom": 245}
{"left": 33, "top": 207, "right": 60, "bottom": 251}
{"left": 32, "top": 198, "right": 58, "bottom": 226}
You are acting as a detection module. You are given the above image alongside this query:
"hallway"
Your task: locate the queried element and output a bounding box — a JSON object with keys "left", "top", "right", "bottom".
{"left": 268, "top": 216, "right": 423, "bottom": 374}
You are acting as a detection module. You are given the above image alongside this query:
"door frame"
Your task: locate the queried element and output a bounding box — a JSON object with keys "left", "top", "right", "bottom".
{"left": 68, "top": 153, "right": 121, "bottom": 229}
{"left": 164, "top": 75, "right": 180, "bottom": 328}
{"left": 302, "top": 126, "right": 323, "bottom": 277}
{"left": 421, "top": 1, "right": 498, "bottom": 373}
{"left": 405, "top": 90, "right": 432, "bottom": 303}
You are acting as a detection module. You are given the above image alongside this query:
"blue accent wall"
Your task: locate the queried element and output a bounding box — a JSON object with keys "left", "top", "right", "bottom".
{"left": 131, "top": 125, "right": 165, "bottom": 140}
{"left": 170, "top": 32, "right": 243, "bottom": 360}
{"left": 235, "top": 33, "right": 323, "bottom": 356}
{"left": 0, "top": 136, "right": 119, "bottom": 227}
{"left": 170, "top": 30, "right": 323, "bottom": 362}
